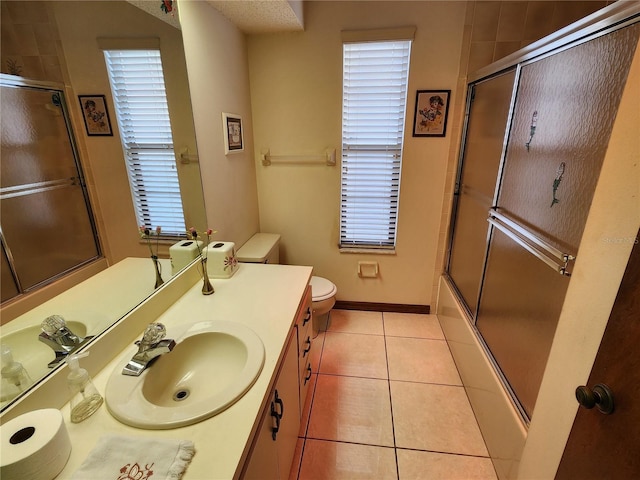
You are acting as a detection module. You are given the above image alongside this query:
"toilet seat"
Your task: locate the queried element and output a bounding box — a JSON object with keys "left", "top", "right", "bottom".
{"left": 310, "top": 276, "right": 337, "bottom": 302}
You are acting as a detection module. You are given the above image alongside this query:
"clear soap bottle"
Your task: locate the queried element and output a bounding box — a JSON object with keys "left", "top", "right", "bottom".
{"left": 1, "top": 345, "right": 32, "bottom": 402}
{"left": 66, "top": 351, "right": 103, "bottom": 423}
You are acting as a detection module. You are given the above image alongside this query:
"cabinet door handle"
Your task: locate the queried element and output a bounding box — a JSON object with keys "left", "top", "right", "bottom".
{"left": 304, "top": 365, "right": 312, "bottom": 385}
{"left": 274, "top": 389, "right": 284, "bottom": 419}
{"left": 270, "top": 401, "right": 280, "bottom": 440}
{"left": 303, "top": 337, "right": 311, "bottom": 357}
{"left": 303, "top": 307, "right": 311, "bottom": 326}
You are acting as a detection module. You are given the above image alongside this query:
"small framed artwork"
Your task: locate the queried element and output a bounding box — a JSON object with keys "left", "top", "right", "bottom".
{"left": 412, "top": 90, "right": 451, "bottom": 137}
{"left": 78, "top": 95, "right": 113, "bottom": 136}
{"left": 222, "top": 112, "right": 244, "bottom": 154}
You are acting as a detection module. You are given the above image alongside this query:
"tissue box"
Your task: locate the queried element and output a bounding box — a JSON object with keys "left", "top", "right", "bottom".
{"left": 169, "top": 239, "right": 203, "bottom": 275}
{"left": 205, "top": 241, "right": 238, "bottom": 279}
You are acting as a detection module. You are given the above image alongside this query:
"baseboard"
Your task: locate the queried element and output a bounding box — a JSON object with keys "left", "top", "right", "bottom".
{"left": 334, "top": 301, "right": 430, "bottom": 314}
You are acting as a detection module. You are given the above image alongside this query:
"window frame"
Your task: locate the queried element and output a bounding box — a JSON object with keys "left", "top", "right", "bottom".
{"left": 339, "top": 31, "right": 414, "bottom": 251}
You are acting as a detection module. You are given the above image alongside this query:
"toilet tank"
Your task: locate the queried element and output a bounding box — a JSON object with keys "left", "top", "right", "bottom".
{"left": 236, "top": 233, "right": 281, "bottom": 264}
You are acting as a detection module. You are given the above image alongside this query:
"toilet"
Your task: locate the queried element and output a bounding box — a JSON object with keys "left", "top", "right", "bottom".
{"left": 236, "top": 233, "right": 337, "bottom": 334}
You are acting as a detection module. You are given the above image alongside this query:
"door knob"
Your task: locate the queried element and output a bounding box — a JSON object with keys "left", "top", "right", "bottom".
{"left": 575, "top": 383, "right": 614, "bottom": 414}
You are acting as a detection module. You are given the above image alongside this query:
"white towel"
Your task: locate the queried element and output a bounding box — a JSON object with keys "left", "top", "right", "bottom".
{"left": 71, "top": 434, "right": 195, "bottom": 480}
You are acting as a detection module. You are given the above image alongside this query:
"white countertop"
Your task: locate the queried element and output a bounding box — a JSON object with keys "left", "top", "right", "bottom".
{"left": 55, "top": 262, "right": 312, "bottom": 479}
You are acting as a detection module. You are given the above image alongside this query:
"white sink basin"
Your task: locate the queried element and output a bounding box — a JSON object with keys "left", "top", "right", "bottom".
{"left": 1, "top": 321, "right": 87, "bottom": 386}
{"left": 105, "top": 321, "right": 265, "bottom": 429}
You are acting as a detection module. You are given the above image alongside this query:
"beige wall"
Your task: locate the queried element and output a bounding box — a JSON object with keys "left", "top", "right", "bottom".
{"left": 179, "top": 1, "right": 260, "bottom": 247}
{"left": 52, "top": 1, "right": 204, "bottom": 262}
{"left": 248, "top": 1, "right": 467, "bottom": 306}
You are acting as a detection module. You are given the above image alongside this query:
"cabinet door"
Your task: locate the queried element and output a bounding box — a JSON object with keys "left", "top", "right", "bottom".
{"left": 273, "top": 331, "right": 301, "bottom": 479}
{"left": 242, "top": 404, "right": 279, "bottom": 480}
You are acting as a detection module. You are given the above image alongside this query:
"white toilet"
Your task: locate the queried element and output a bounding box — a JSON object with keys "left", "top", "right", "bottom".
{"left": 236, "top": 233, "right": 337, "bottom": 334}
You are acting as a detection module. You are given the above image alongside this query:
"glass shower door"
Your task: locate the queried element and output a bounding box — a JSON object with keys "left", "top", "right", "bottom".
{"left": 476, "top": 23, "right": 640, "bottom": 420}
{"left": 1, "top": 80, "right": 100, "bottom": 300}
{"left": 446, "top": 69, "right": 516, "bottom": 315}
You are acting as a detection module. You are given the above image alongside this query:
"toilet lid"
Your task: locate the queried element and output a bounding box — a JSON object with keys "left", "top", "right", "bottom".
{"left": 310, "top": 276, "right": 337, "bottom": 302}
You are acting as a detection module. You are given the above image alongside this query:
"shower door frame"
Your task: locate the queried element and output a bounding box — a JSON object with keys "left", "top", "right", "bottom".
{"left": 443, "top": 6, "right": 640, "bottom": 425}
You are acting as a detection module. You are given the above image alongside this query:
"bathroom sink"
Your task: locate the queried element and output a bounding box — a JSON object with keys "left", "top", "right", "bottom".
{"left": 105, "top": 320, "right": 265, "bottom": 429}
{"left": 1, "top": 321, "right": 87, "bottom": 382}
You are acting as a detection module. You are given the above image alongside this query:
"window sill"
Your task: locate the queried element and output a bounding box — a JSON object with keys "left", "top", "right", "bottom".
{"left": 339, "top": 247, "right": 396, "bottom": 255}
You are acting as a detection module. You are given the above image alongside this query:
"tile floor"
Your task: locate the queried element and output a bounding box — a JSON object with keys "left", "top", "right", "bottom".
{"left": 289, "top": 310, "right": 498, "bottom": 480}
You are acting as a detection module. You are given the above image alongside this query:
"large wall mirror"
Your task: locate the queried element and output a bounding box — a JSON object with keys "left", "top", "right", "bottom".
{"left": 0, "top": 0, "right": 206, "bottom": 411}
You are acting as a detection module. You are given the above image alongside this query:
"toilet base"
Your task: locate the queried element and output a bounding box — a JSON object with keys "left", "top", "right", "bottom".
{"left": 312, "top": 297, "right": 335, "bottom": 336}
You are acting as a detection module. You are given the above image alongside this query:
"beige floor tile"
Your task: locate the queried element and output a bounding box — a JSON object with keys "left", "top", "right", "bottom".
{"left": 307, "top": 375, "right": 394, "bottom": 447}
{"left": 391, "top": 381, "right": 488, "bottom": 457}
{"left": 327, "top": 310, "right": 384, "bottom": 335}
{"left": 299, "top": 439, "right": 397, "bottom": 480}
{"left": 383, "top": 312, "right": 445, "bottom": 340}
{"left": 386, "top": 337, "right": 461, "bottom": 385}
{"left": 397, "top": 449, "right": 497, "bottom": 480}
{"left": 319, "top": 332, "right": 388, "bottom": 379}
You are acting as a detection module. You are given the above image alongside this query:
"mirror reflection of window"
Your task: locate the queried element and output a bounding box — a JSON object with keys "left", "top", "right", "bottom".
{"left": 104, "top": 49, "right": 186, "bottom": 237}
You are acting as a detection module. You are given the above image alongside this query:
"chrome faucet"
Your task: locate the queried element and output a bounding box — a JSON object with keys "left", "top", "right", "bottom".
{"left": 39, "top": 315, "right": 93, "bottom": 368}
{"left": 122, "top": 323, "right": 175, "bottom": 376}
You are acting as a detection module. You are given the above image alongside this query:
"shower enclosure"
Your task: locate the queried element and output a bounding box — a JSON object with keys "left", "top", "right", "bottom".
{"left": 1, "top": 75, "right": 101, "bottom": 304}
{"left": 446, "top": 20, "right": 640, "bottom": 421}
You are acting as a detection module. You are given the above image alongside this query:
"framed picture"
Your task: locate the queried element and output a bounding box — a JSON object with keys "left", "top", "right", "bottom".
{"left": 222, "top": 112, "right": 244, "bottom": 154}
{"left": 78, "top": 95, "right": 113, "bottom": 136}
{"left": 412, "top": 90, "right": 451, "bottom": 137}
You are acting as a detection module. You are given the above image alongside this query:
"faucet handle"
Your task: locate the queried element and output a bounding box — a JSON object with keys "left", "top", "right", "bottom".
{"left": 139, "top": 323, "right": 167, "bottom": 347}
{"left": 41, "top": 315, "right": 67, "bottom": 335}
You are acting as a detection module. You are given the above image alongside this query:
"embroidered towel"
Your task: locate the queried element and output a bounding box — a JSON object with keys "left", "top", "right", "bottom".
{"left": 71, "top": 434, "right": 195, "bottom": 480}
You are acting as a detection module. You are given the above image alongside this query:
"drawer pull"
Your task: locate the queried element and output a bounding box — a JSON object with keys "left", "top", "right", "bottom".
{"left": 304, "top": 365, "right": 312, "bottom": 385}
{"left": 303, "top": 308, "right": 311, "bottom": 326}
{"left": 303, "top": 337, "right": 311, "bottom": 357}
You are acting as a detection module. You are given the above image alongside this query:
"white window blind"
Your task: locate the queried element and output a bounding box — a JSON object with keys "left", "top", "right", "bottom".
{"left": 104, "top": 49, "right": 185, "bottom": 236}
{"left": 341, "top": 40, "right": 411, "bottom": 248}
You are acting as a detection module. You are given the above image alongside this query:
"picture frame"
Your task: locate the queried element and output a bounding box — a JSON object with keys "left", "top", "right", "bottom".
{"left": 222, "top": 112, "right": 244, "bottom": 154}
{"left": 412, "top": 90, "right": 451, "bottom": 137}
{"left": 78, "top": 95, "right": 113, "bottom": 136}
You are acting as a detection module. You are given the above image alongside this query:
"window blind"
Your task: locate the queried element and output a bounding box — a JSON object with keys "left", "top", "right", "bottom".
{"left": 340, "top": 40, "right": 411, "bottom": 248}
{"left": 104, "top": 50, "right": 185, "bottom": 236}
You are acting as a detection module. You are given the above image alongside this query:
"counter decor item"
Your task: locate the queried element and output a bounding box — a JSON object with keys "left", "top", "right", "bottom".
{"left": 189, "top": 227, "right": 216, "bottom": 295}
{"left": 140, "top": 226, "right": 164, "bottom": 289}
{"left": 71, "top": 434, "right": 195, "bottom": 480}
{"left": 1, "top": 408, "right": 72, "bottom": 480}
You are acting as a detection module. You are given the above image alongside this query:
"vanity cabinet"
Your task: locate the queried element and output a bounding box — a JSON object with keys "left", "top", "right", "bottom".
{"left": 296, "top": 285, "right": 313, "bottom": 419}
{"left": 242, "top": 284, "right": 313, "bottom": 480}
{"left": 242, "top": 331, "right": 299, "bottom": 479}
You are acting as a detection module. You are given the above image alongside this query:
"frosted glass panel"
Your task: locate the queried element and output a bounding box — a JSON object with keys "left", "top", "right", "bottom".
{"left": 1, "top": 82, "right": 100, "bottom": 298}
{"left": 1, "top": 87, "right": 78, "bottom": 187}
{"left": 496, "top": 24, "right": 640, "bottom": 254}
{"left": 477, "top": 228, "right": 570, "bottom": 418}
{"left": 447, "top": 69, "right": 516, "bottom": 314}
{"left": 1, "top": 186, "right": 99, "bottom": 291}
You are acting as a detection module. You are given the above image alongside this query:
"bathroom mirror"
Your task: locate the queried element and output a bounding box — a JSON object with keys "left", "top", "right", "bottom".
{"left": 0, "top": 0, "right": 206, "bottom": 410}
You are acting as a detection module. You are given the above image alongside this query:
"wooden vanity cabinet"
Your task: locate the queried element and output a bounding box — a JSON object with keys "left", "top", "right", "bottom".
{"left": 296, "top": 285, "right": 313, "bottom": 419}
{"left": 241, "top": 283, "right": 313, "bottom": 480}
{"left": 242, "top": 331, "right": 299, "bottom": 480}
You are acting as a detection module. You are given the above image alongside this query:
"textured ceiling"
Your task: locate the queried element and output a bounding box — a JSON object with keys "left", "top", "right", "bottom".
{"left": 127, "top": 0, "right": 304, "bottom": 34}
{"left": 126, "top": 0, "right": 183, "bottom": 29}
{"left": 206, "top": 0, "right": 304, "bottom": 34}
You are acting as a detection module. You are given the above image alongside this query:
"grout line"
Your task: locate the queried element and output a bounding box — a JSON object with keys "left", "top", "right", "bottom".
{"left": 382, "top": 312, "right": 401, "bottom": 480}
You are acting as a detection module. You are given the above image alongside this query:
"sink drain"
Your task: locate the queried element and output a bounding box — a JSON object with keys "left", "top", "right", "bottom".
{"left": 173, "top": 389, "right": 190, "bottom": 402}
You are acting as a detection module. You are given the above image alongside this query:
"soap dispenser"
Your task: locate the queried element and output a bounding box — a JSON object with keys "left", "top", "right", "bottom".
{"left": 1, "top": 345, "right": 32, "bottom": 402}
{"left": 66, "top": 351, "right": 103, "bottom": 423}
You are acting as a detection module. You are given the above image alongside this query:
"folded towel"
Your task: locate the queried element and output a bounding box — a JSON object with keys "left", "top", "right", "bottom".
{"left": 71, "top": 434, "right": 195, "bottom": 480}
